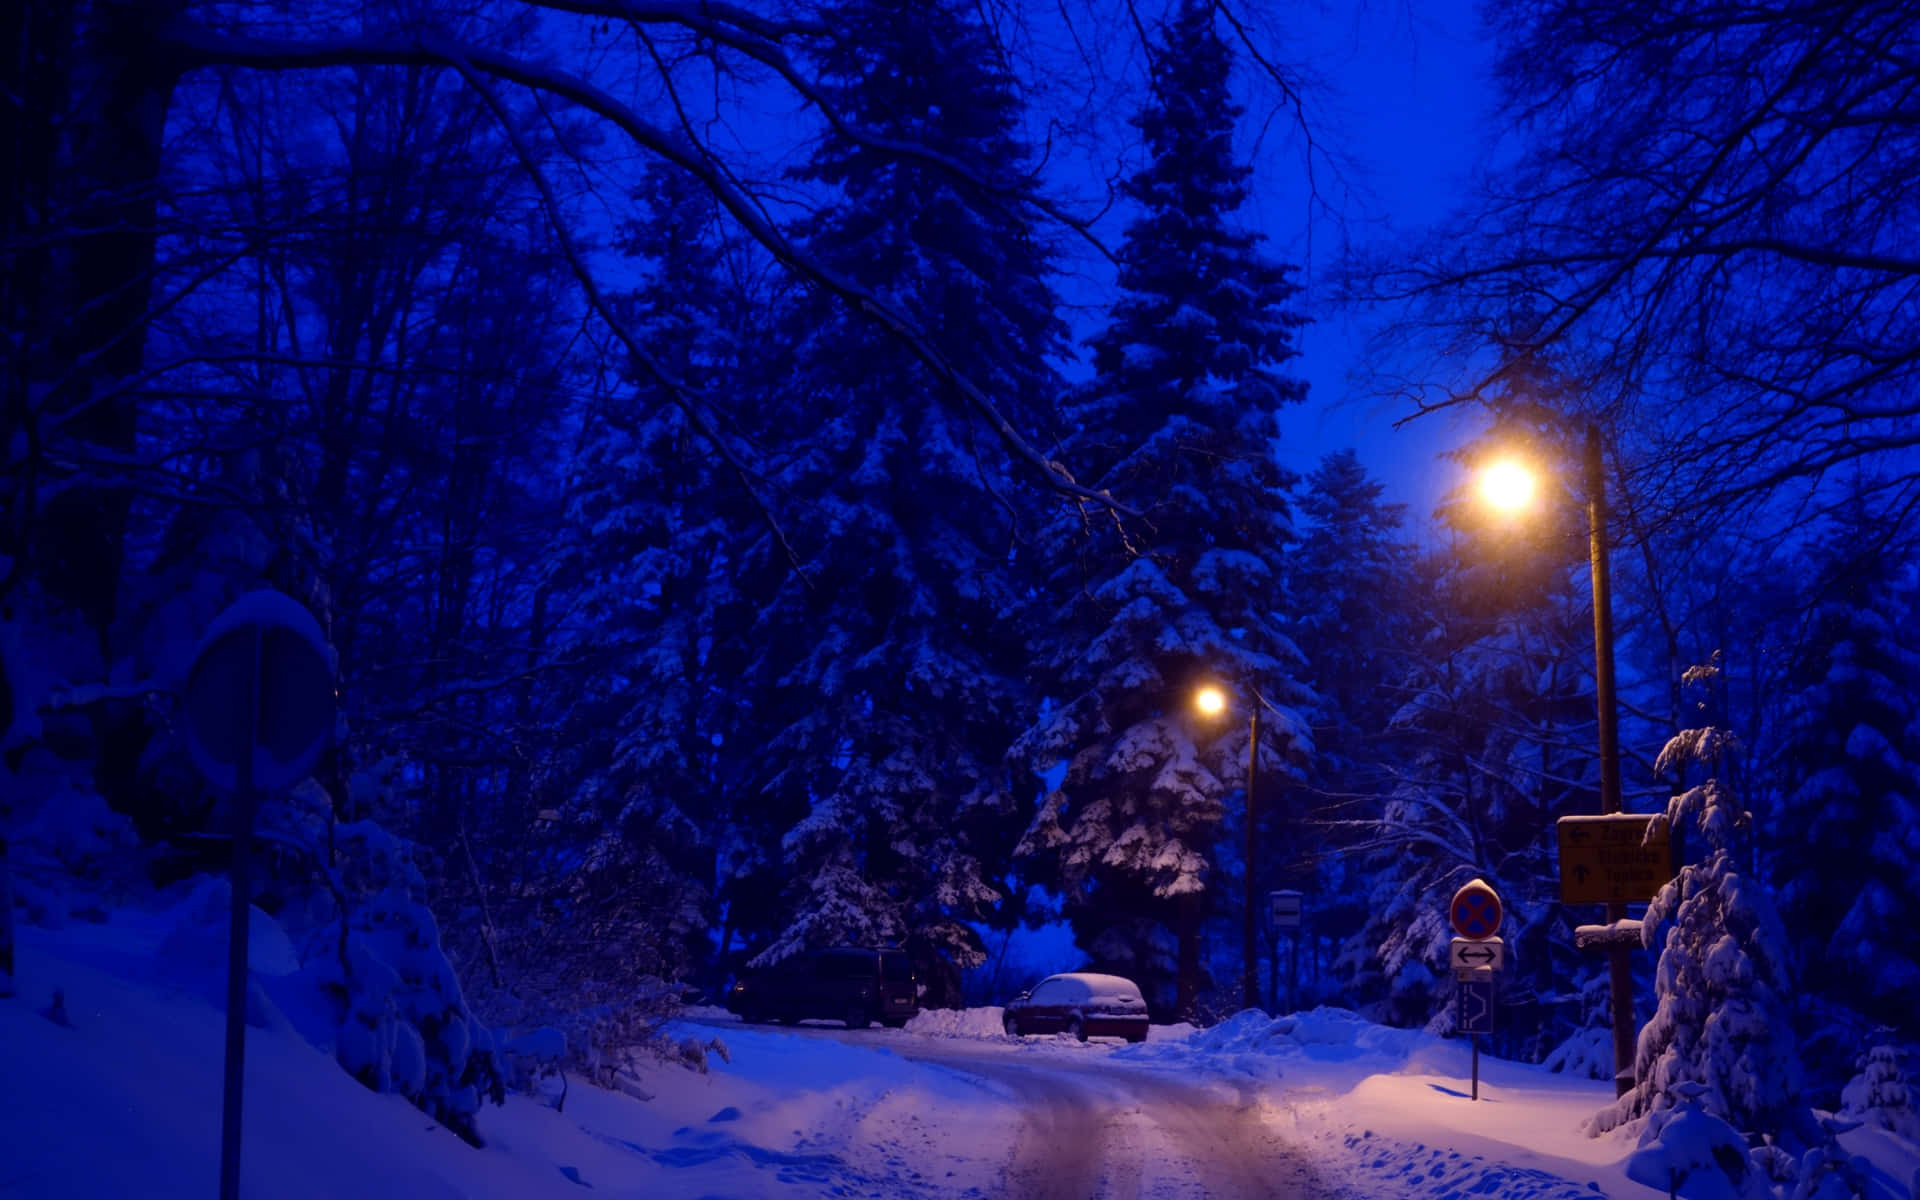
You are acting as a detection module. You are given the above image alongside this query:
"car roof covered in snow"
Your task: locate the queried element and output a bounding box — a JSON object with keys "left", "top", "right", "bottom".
{"left": 1036, "top": 972, "right": 1146, "bottom": 1005}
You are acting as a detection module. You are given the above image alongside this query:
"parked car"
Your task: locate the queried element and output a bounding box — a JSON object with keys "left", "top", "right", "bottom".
{"left": 1001, "top": 972, "right": 1149, "bottom": 1043}
{"left": 725, "top": 946, "right": 919, "bottom": 1029}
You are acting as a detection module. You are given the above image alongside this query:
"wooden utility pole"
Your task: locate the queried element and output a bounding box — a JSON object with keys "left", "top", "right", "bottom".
{"left": 1585, "top": 422, "right": 1636, "bottom": 1098}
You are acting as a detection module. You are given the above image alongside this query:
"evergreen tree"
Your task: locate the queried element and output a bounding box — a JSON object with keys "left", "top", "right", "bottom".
{"left": 741, "top": 0, "right": 1065, "bottom": 1001}
{"left": 1291, "top": 449, "right": 1415, "bottom": 760}
{"left": 538, "top": 159, "right": 769, "bottom": 989}
{"left": 1016, "top": 0, "right": 1310, "bottom": 1020}
{"left": 1770, "top": 496, "right": 1920, "bottom": 1042}
{"left": 1287, "top": 450, "right": 1417, "bottom": 994}
{"left": 1595, "top": 660, "right": 1811, "bottom": 1148}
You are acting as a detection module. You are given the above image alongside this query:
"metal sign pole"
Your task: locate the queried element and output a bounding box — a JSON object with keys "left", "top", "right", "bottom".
{"left": 1472, "top": 1035, "right": 1480, "bottom": 1101}
{"left": 218, "top": 626, "right": 260, "bottom": 1200}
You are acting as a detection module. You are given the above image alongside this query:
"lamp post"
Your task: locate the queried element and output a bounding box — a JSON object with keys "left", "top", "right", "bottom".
{"left": 1480, "top": 420, "right": 1636, "bottom": 1097}
{"left": 1196, "top": 683, "right": 1262, "bottom": 1012}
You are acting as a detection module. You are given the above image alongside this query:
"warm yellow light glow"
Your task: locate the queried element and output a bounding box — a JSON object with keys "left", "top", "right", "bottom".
{"left": 1195, "top": 685, "right": 1227, "bottom": 716}
{"left": 1479, "top": 459, "right": 1538, "bottom": 513}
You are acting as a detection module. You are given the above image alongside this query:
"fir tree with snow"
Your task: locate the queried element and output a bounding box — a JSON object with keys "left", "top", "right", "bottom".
{"left": 1769, "top": 494, "right": 1920, "bottom": 1044}
{"left": 1839, "top": 1035, "right": 1919, "bottom": 1141}
{"left": 1594, "top": 661, "right": 1812, "bottom": 1150}
{"left": 542, "top": 155, "right": 776, "bottom": 991}
{"left": 737, "top": 0, "right": 1065, "bottom": 994}
{"left": 1015, "top": 0, "right": 1310, "bottom": 1020}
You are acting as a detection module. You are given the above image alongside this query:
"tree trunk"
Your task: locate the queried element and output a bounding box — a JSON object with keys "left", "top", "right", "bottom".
{"left": 18, "top": 0, "right": 188, "bottom": 656}
{"left": 1175, "top": 894, "right": 1201, "bottom": 1021}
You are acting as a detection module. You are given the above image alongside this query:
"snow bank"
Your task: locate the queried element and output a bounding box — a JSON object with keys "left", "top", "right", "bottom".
{"left": 903, "top": 1006, "right": 1009, "bottom": 1039}
{"left": 1116, "top": 1006, "right": 1441, "bottom": 1082}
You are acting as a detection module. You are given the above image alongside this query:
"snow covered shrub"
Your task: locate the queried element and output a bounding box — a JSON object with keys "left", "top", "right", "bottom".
{"left": 6, "top": 747, "right": 140, "bottom": 926}
{"left": 1785, "top": 1118, "right": 1874, "bottom": 1200}
{"left": 469, "top": 973, "right": 686, "bottom": 1094}
{"left": 1624, "top": 1081, "right": 1769, "bottom": 1200}
{"left": 1544, "top": 1026, "right": 1615, "bottom": 1082}
{"left": 1592, "top": 671, "right": 1814, "bottom": 1150}
{"left": 303, "top": 819, "right": 504, "bottom": 1145}
{"left": 1839, "top": 1037, "right": 1918, "bottom": 1141}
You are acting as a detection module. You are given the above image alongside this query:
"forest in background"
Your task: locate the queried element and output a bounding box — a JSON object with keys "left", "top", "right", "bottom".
{"left": 3, "top": 0, "right": 1917, "bottom": 1149}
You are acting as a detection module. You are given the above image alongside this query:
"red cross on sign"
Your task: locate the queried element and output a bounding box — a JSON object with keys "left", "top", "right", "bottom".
{"left": 1450, "top": 879, "right": 1503, "bottom": 940}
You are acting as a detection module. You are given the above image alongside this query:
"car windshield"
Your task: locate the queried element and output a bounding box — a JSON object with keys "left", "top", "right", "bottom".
{"left": 881, "top": 952, "right": 912, "bottom": 982}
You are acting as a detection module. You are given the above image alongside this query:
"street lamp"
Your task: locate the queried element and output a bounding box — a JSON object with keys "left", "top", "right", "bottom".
{"left": 1477, "top": 421, "right": 1635, "bottom": 1097}
{"left": 1195, "top": 681, "right": 1261, "bottom": 1012}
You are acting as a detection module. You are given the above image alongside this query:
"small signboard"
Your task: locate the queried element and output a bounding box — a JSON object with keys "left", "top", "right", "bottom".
{"left": 1457, "top": 976, "right": 1494, "bottom": 1035}
{"left": 1449, "top": 878, "right": 1503, "bottom": 940}
{"left": 1450, "top": 936, "right": 1504, "bottom": 975}
{"left": 1268, "top": 889, "right": 1304, "bottom": 929}
{"left": 1557, "top": 814, "right": 1672, "bottom": 905}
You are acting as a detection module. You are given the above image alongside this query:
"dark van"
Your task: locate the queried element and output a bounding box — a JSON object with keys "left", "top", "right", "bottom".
{"left": 726, "top": 946, "right": 919, "bottom": 1029}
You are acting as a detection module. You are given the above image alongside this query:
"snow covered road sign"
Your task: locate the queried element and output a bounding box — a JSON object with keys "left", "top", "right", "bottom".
{"left": 1557, "top": 814, "right": 1671, "bottom": 905}
{"left": 1451, "top": 936, "right": 1504, "bottom": 975}
{"left": 1449, "top": 878, "right": 1503, "bottom": 939}
{"left": 182, "top": 590, "right": 334, "bottom": 796}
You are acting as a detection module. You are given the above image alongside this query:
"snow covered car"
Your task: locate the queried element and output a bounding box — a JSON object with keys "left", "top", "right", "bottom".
{"left": 725, "top": 946, "right": 919, "bottom": 1029}
{"left": 1001, "top": 972, "right": 1149, "bottom": 1043}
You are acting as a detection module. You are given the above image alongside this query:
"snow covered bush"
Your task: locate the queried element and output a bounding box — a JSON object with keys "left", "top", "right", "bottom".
{"left": 301, "top": 818, "right": 504, "bottom": 1145}
{"left": 5, "top": 746, "right": 140, "bottom": 926}
{"left": 1839, "top": 1038, "right": 1918, "bottom": 1141}
{"left": 1593, "top": 665, "right": 1813, "bottom": 1150}
{"left": 1785, "top": 1119, "right": 1874, "bottom": 1200}
{"left": 470, "top": 973, "right": 688, "bottom": 1094}
{"left": 1624, "top": 1082, "right": 1769, "bottom": 1200}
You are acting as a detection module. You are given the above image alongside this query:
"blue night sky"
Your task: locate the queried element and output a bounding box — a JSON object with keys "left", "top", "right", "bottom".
{"left": 1253, "top": 0, "right": 1490, "bottom": 523}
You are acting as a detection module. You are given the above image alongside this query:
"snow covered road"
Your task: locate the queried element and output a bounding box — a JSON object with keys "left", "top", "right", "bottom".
{"left": 687, "top": 1017, "right": 1347, "bottom": 1198}
{"left": 926, "top": 1051, "right": 1343, "bottom": 1199}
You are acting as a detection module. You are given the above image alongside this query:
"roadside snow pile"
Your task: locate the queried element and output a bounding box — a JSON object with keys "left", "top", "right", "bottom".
{"left": 1118, "top": 1006, "right": 1437, "bottom": 1079}
{"left": 905, "top": 1006, "right": 1008, "bottom": 1039}
{"left": 1333, "top": 1131, "right": 1607, "bottom": 1200}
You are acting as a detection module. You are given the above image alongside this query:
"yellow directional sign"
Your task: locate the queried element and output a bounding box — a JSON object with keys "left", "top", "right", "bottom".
{"left": 1557, "top": 814, "right": 1673, "bottom": 905}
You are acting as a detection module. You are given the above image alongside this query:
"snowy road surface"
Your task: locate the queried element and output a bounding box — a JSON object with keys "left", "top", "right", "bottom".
{"left": 689, "top": 1017, "right": 1347, "bottom": 1199}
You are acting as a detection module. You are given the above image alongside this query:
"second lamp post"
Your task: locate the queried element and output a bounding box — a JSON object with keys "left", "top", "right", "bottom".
{"left": 1196, "top": 683, "right": 1262, "bottom": 1012}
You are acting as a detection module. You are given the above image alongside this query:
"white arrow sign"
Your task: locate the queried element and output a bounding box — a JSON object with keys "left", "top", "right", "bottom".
{"left": 1450, "top": 936, "right": 1504, "bottom": 974}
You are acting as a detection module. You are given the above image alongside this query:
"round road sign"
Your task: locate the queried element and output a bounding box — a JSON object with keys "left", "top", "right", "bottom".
{"left": 1450, "top": 878, "right": 1503, "bottom": 940}
{"left": 181, "top": 590, "right": 334, "bottom": 796}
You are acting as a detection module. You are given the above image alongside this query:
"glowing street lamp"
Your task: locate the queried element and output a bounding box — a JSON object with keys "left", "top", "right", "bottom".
{"left": 1196, "top": 681, "right": 1261, "bottom": 1012}
{"left": 1477, "top": 421, "right": 1635, "bottom": 1097}
{"left": 1478, "top": 459, "right": 1537, "bottom": 513}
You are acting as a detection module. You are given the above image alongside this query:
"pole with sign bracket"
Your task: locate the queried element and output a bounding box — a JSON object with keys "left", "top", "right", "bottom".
{"left": 1447, "top": 879, "right": 1504, "bottom": 1101}
{"left": 182, "top": 592, "right": 334, "bottom": 1200}
{"left": 1268, "top": 890, "right": 1304, "bottom": 1011}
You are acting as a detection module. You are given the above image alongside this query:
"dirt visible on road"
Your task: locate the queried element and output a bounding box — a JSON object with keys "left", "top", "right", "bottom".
{"left": 901, "top": 1044, "right": 1348, "bottom": 1200}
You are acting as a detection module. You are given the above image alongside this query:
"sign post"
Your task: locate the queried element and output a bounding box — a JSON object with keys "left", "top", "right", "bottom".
{"left": 1267, "top": 889, "right": 1305, "bottom": 1011}
{"left": 1557, "top": 813, "right": 1673, "bottom": 1096}
{"left": 1458, "top": 967, "right": 1494, "bottom": 1099}
{"left": 181, "top": 592, "right": 333, "bottom": 1200}
{"left": 1447, "top": 879, "right": 1504, "bottom": 1101}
